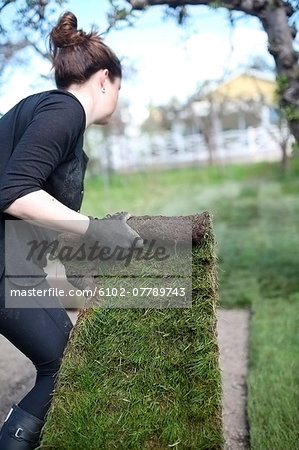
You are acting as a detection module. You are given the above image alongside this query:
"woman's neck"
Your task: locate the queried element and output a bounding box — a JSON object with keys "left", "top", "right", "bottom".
{"left": 66, "top": 83, "right": 96, "bottom": 129}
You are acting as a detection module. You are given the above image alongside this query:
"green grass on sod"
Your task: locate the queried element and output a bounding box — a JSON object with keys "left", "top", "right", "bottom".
{"left": 248, "top": 295, "right": 299, "bottom": 450}
{"left": 39, "top": 213, "right": 223, "bottom": 449}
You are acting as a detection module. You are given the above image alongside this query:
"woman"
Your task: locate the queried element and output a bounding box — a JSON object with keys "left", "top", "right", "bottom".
{"left": 0, "top": 11, "right": 142, "bottom": 449}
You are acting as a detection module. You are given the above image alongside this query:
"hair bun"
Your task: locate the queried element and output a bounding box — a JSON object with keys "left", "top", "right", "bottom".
{"left": 49, "top": 9, "right": 122, "bottom": 89}
{"left": 50, "top": 11, "right": 86, "bottom": 49}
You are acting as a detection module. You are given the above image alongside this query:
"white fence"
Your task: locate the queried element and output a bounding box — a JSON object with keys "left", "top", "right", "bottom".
{"left": 88, "top": 126, "right": 293, "bottom": 172}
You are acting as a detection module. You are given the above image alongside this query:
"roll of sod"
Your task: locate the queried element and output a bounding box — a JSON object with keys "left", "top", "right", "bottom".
{"left": 39, "top": 212, "right": 223, "bottom": 449}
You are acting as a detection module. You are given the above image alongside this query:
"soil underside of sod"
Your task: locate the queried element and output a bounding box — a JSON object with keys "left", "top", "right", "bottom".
{"left": 39, "top": 212, "right": 223, "bottom": 450}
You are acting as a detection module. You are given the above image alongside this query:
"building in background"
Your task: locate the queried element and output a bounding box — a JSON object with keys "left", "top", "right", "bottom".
{"left": 192, "top": 70, "right": 277, "bottom": 130}
{"left": 85, "top": 70, "right": 293, "bottom": 173}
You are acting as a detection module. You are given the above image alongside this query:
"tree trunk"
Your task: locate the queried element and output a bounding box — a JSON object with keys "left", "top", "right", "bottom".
{"left": 259, "top": 3, "right": 299, "bottom": 142}
{"left": 197, "top": 117, "right": 217, "bottom": 166}
{"left": 281, "top": 140, "right": 289, "bottom": 174}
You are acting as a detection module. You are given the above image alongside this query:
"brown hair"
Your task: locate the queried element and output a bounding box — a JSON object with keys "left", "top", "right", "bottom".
{"left": 49, "top": 11, "right": 122, "bottom": 89}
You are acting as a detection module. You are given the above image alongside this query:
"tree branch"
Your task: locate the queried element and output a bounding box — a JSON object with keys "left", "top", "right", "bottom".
{"left": 0, "top": 0, "right": 14, "bottom": 14}
{"left": 128, "top": 0, "right": 294, "bottom": 17}
{"left": 0, "top": 38, "right": 31, "bottom": 60}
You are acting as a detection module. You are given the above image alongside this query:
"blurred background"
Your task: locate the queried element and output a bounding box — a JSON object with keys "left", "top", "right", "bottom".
{"left": 0, "top": 0, "right": 298, "bottom": 448}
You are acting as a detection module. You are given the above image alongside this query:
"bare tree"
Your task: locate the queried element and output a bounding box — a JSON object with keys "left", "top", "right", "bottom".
{"left": 108, "top": 0, "right": 299, "bottom": 143}
{"left": 0, "top": 0, "right": 65, "bottom": 72}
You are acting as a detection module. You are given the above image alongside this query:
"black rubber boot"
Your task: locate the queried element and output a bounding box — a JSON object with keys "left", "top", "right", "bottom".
{"left": 0, "top": 404, "right": 44, "bottom": 449}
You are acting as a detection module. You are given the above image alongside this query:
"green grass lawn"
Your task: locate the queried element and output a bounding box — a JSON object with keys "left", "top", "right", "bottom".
{"left": 79, "top": 157, "right": 299, "bottom": 449}
{"left": 248, "top": 295, "right": 299, "bottom": 450}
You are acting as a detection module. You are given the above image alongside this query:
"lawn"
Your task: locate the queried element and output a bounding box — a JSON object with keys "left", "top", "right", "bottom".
{"left": 248, "top": 296, "right": 299, "bottom": 450}
{"left": 49, "top": 157, "right": 298, "bottom": 449}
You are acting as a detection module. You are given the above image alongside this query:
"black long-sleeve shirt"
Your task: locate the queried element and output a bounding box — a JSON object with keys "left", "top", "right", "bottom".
{"left": 0, "top": 89, "right": 89, "bottom": 283}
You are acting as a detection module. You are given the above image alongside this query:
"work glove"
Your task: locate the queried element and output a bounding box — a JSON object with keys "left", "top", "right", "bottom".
{"left": 84, "top": 211, "right": 143, "bottom": 251}
{"left": 60, "top": 212, "right": 143, "bottom": 295}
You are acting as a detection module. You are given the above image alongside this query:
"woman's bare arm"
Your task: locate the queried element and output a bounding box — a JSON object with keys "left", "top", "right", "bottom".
{"left": 3, "top": 189, "right": 90, "bottom": 234}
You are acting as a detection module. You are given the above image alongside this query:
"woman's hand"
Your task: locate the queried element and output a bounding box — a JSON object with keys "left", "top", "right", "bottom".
{"left": 84, "top": 211, "right": 143, "bottom": 251}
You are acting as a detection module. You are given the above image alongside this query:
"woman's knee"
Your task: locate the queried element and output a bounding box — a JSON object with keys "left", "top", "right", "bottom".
{"left": 46, "top": 307, "right": 74, "bottom": 342}
{"left": 34, "top": 329, "right": 71, "bottom": 377}
{"left": 35, "top": 355, "right": 64, "bottom": 378}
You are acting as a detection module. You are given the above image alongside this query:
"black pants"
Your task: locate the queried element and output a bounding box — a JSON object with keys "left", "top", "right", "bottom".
{"left": 0, "top": 274, "right": 73, "bottom": 421}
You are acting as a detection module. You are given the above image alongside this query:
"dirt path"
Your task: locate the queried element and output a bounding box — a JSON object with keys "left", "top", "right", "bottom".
{"left": 217, "top": 308, "right": 251, "bottom": 449}
{"left": 0, "top": 309, "right": 250, "bottom": 449}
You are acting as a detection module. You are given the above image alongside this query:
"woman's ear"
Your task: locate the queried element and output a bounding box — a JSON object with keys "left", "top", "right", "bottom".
{"left": 96, "top": 69, "right": 109, "bottom": 90}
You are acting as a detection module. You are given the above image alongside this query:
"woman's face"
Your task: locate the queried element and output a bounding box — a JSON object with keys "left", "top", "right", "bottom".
{"left": 95, "top": 76, "right": 121, "bottom": 125}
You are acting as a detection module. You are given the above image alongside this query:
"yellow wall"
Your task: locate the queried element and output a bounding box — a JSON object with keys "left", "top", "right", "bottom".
{"left": 210, "top": 74, "right": 276, "bottom": 105}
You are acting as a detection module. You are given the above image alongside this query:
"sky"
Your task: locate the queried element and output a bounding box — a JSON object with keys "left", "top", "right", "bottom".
{"left": 0, "top": 0, "right": 277, "bottom": 121}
